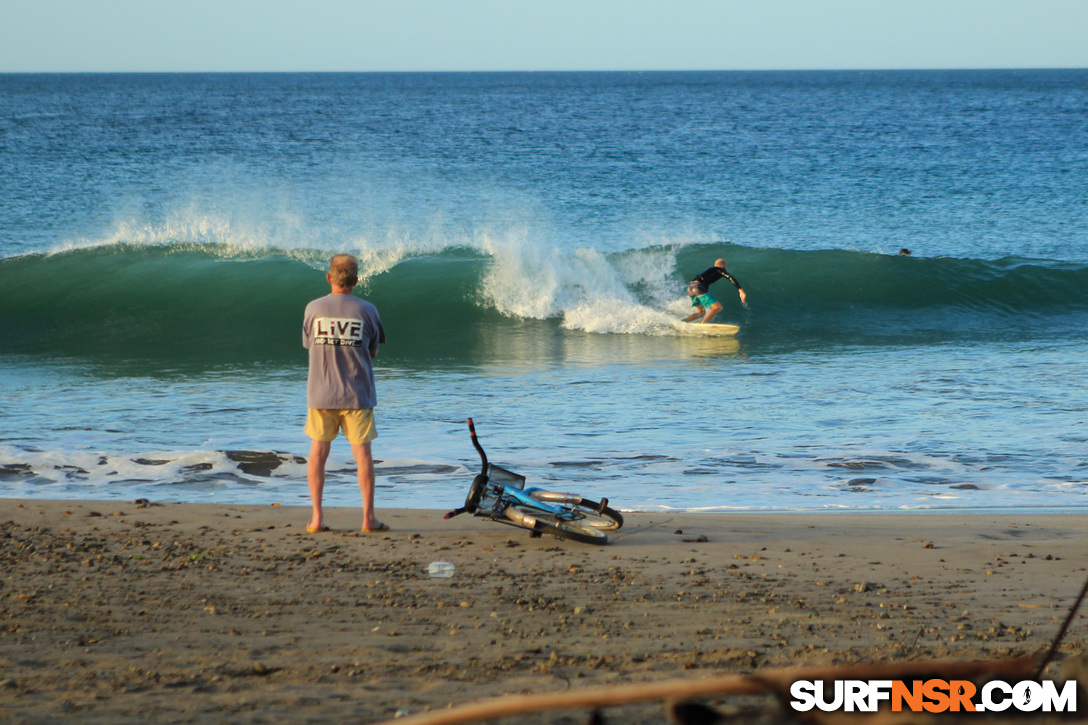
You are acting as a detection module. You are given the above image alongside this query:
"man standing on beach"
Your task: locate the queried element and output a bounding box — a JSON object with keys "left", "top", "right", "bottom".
{"left": 302, "top": 254, "right": 387, "bottom": 533}
{"left": 683, "top": 258, "right": 746, "bottom": 323}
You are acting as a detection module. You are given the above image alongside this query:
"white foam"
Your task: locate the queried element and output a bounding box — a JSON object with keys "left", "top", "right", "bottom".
{"left": 479, "top": 230, "right": 695, "bottom": 334}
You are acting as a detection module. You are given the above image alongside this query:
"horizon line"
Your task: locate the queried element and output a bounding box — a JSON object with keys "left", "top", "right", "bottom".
{"left": 3, "top": 66, "right": 1087, "bottom": 75}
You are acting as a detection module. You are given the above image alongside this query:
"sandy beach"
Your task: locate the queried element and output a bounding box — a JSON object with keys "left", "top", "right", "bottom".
{"left": 2, "top": 500, "right": 1086, "bottom": 723}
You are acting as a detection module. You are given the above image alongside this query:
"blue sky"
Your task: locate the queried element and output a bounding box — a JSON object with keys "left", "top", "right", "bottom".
{"left": 2, "top": 0, "right": 1087, "bottom": 73}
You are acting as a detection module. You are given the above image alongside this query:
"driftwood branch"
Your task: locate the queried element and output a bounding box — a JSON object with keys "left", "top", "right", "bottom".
{"left": 1034, "top": 570, "right": 1088, "bottom": 679}
{"left": 381, "top": 656, "right": 1036, "bottom": 725}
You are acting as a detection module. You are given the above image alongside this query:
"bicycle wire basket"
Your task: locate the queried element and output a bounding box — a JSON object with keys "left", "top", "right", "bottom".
{"left": 488, "top": 464, "right": 525, "bottom": 490}
{"left": 473, "top": 463, "right": 526, "bottom": 514}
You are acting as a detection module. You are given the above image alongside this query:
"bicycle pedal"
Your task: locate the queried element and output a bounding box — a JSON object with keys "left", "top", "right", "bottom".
{"left": 598, "top": 497, "right": 609, "bottom": 513}
{"left": 529, "top": 530, "right": 543, "bottom": 538}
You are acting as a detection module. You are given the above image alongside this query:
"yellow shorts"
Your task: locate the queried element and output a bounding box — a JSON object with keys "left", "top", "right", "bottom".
{"left": 305, "top": 409, "right": 378, "bottom": 445}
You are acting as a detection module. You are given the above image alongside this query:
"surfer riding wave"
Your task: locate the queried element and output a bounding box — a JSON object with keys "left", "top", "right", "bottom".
{"left": 684, "top": 259, "right": 746, "bottom": 324}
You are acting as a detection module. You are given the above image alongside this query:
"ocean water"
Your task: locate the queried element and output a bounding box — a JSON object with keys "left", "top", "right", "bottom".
{"left": 2, "top": 70, "right": 1087, "bottom": 513}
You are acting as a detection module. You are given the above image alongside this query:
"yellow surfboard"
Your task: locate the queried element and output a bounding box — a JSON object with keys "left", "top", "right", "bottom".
{"left": 672, "top": 321, "right": 740, "bottom": 336}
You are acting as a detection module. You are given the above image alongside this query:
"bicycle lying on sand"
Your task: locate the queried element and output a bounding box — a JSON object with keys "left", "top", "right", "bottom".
{"left": 444, "top": 419, "right": 624, "bottom": 545}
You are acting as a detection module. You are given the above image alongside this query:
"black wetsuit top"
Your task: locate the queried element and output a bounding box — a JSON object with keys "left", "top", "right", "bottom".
{"left": 689, "top": 266, "right": 742, "bottom": 296}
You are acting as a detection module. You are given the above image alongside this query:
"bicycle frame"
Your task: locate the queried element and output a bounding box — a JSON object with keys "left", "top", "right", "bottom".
{"left": 484, "top": 483, "right": 571, "bottom": 521}
{"left": 444, "top": 418, "right": 623, "bottom": 544}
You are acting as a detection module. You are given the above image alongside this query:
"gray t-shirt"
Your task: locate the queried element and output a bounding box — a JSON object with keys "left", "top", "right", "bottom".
{"left": 302, "top": 293, "right": 386, "bottom": 410}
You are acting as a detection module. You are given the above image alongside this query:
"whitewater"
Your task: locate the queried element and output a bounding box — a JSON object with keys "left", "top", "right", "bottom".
{"left": 2, "top": 70, "right": 1087, "bottom": 513}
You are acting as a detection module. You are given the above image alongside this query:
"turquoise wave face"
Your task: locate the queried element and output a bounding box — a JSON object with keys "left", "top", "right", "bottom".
{"left": 0, "top": 243, "right": 501, "bottom": 365}
{"left": 3, "top": 241, "right": 1088, "bottom": 366}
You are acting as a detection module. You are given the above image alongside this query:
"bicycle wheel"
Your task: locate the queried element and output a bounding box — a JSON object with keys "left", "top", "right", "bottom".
{"left": 525, "top": 490, "right": 624, "bottom": 531}
{"left": 505, "top": 505, "right": 609, "bottom": 545}
{"left": 464, "top": 474, "right": 488, "bottom": 513}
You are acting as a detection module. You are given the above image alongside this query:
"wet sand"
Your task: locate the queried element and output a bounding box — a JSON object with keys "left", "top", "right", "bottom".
{"left": 1, "top": 500, "right": 1086, "bottom": 723}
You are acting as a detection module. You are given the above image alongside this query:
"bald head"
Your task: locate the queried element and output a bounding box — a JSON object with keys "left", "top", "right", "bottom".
{"left": 328, "top": 254, "right": 359, "bottom": 290}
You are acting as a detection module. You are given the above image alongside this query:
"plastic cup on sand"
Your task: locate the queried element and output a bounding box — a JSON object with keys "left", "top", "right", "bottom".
{"left": 427, "top": 561, "right": 455, "bottom": 578}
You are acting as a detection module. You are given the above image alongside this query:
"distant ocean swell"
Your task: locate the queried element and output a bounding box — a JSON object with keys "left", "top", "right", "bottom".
{"left": 3, "top": 240, "right": 1087, "bottom": 363}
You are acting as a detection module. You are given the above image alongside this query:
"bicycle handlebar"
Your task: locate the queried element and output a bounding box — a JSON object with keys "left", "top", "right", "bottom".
{"left": 467, "top": 417, "right": 488, "bottom": 476}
